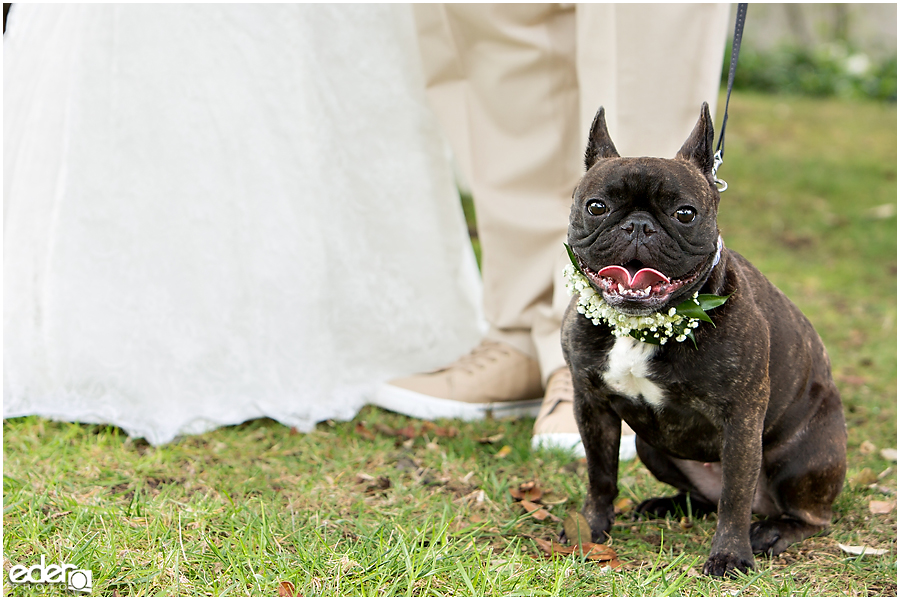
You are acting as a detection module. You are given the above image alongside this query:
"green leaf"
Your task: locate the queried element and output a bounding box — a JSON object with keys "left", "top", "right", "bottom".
{"left": 564, "top": 244, "right": 584, "bottom": 276}
{"left": 674, "top": 299, "right": 715, "bottom": 324}
{"left": 685, "top": 330, "right": 698, "bottom": 349}
{"left": 631, "top": 330, "right": 661, "bottom": 345}
{"left": 696, "top": 293, "right": 731, "bottom": 311}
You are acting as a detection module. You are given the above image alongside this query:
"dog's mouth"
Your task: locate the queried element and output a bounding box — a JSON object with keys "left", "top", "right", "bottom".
{"left": 576, "top": 257, "right": 703, "bottom": 309}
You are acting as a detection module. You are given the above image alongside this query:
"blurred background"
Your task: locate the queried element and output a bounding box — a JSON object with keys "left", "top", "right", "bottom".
{"left": 727, "top": 3, "right": 896, "bottom": 101}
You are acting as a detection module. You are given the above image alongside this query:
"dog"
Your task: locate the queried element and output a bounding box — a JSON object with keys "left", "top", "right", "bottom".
{"left": 561, "top": 103, "right": 847, "bottom": 577}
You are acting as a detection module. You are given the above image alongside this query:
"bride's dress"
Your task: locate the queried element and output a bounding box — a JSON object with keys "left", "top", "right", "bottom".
{"left": 4, "top": 4, "right": 485, "bottom": 445}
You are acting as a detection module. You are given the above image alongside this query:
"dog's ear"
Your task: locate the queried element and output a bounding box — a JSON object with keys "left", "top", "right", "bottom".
{"left": 675, "top": 102, "right": 715, "bottom": 175}
{"left": 584, "top": 106, "right": 620, "bottom": 170}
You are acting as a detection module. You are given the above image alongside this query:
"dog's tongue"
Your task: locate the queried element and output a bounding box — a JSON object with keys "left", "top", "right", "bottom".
{"left": 597, "top": 265, "right": 670, "bottom": 289}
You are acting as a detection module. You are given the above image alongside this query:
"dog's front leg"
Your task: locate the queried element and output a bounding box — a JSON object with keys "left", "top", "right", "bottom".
{"left": 571, "top": 384, "right": 620, "bottom": 543}
{"left": 703, "top": 400, "right": 767, "bottom": 577}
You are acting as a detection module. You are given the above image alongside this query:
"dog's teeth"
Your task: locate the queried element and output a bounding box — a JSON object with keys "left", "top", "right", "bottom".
{"left": 618, "top": 283, "right": 625, "bottom": 293}
{"left": 644, "top": 286, "right": 652, "bottom": 294}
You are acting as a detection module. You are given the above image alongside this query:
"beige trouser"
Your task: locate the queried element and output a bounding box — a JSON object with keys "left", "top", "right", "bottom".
{"left": 414, "top": 4, "right": 730, "bottom": 382}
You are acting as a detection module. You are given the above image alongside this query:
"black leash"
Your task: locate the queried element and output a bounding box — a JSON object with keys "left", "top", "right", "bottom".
{"left": 712, "top": 3, "right": 748, "bottom": 193}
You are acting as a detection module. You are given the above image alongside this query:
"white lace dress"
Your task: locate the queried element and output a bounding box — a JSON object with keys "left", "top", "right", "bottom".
{"left": 4, "top": 4, "right": 485, "bottom": 445}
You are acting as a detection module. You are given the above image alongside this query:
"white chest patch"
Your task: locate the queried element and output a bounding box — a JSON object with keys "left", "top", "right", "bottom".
{"left": 602, "top": 337, "right": 665, "bottom": 407}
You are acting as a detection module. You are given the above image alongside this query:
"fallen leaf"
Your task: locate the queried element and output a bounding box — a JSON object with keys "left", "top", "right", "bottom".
{"left": 495, "top": 445, "right": 512, "bottom": 459}
{"left": 419, "top": 421, "right": 458, "bottom": 438}
{"left": 396, "top": 425, "right": 418, "bottom": 440}
{"left": 531, "top": 537, "right": 560, "bottom": 555}
{"left": 354, "top": 423, "right": 375, "bottom": 441}
{"left": 679, "top": 516, "right": 693, "bottom": 531}
{"left": 479, "top": 432, "right": 506, "bottom": 444}
{"left": 277, "top": 581, "right": 297, "bottom": 596}
{"left": 614, "top": 497, "right": 634, "bottom": 514}
{"left": 433, "top": 425, "right": 459, "bottom": 438}
{"left": 532, "top": 537, "right": 618, "bottom": 563}
{"left": 860, "top": 440, "right": 877, "bottom": 455}
{"left": 838, "top": 543, "right": 890, "bottom": 556}
{"left": 541, "top": 493, "right": 569, "bottom": 506}
{"left": 509, "top": 481, "right": 543, "bottom": 502}
{"left": 877, "top": 466, "right": 893, "bottom": 480}
{"left": 851, "top": 468, "right": 878, "bottom": 487}
{"left": 373, "top": 423, "right": 418, "bottom": 440}
{"left": 563, "top": 511, "right": 592, "bottom": 547}
{"left": 869, "top": 499, "right": 896, "bottom": 514}
{"left": 880, "top": 448, "right": 898, "bottom": 462}
{"left": 521, "top": 499, "right": 561, "bottom": 522}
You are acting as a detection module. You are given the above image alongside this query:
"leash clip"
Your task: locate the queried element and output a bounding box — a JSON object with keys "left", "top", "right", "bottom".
{"left": 712, "top": 150, "right": 727, "bottom": 193}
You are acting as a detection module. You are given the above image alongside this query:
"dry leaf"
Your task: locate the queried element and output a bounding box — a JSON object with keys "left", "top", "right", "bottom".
{"left": 679, "top": 516, "right": 693, "bottom": 531}
{"left": 509, "top": 481, "right": 543, "bottom": 502}
{"left": 851, "top": 468, "right": 878, "bottom": 487}
{"left": 434, "top": 425, "right": 459, "bottom": 438}
{"left": 541, "top": 493, "right": 569, "bottom": 506}
{"left": 580, "top": 543, "right": 617, "bottom": 562}
{"left": 396, "top": 425, "right": 418, "bottom": 440}
{"left": 531, "top": 537, "right": 560, "bottom": 556}
{"left": 838, "top": 543, "right": 890, "bottom": 556}
{"left": 277, "top": 581, "right": 297, "bottom": 597}
{"left": 521, "top": 500, "right": 561, "bottom": 522}
{"left": 563, "top": 511, "right": 592, "bottom": 547}
{"left": 860, "top": 440, "right": 877, "bottom": 454}
{"left": 614, "top": 497, "right": 634, "bottom": 514}
{"left": 373, "top": 423, "right": 418, "bottom": 440}
{"left": 869, "top": 499, "right": 896, "bottom": 514}
{"left": 495, "top": 445, "right": 512, "bottom": 459}
{"left": 419, "top": 421, "right": 458, "bottom": 438}
{"left": 479, "top": 432, "right": 505, "bottom": 444}
{"left": 354, "top": 423, "right": 375, "bottom": 441}
{"left": 532, "top": 537, "right": 618, "bottom": 564}
{"left": 880, "top": 448, "right": 898, "bottom": 462}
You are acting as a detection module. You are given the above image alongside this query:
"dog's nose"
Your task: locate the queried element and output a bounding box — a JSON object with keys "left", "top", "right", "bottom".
{"left": 621, "top": 214, "right": 657, "bottom": 238}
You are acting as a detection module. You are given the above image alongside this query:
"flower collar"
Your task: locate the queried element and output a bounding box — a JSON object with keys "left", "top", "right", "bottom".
{"left": 563, "top": 238, "right": 729, "bottom": 347}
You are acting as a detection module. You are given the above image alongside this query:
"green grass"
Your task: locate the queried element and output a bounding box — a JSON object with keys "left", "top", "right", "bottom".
{"left": 4, "top": 93, "right": 896, "bottom": 596}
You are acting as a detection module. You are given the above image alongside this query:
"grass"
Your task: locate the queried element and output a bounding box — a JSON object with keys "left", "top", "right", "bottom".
{"left": 4, "top": 92, "right": 896, "bottom": 596}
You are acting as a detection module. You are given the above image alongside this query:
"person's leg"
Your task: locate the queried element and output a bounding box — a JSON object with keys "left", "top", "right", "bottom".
{"left": 377, "top": 4, "right": 730, "bottom": 446}
{"left": 374, "top": 4, "right": 580, "bottom": 419}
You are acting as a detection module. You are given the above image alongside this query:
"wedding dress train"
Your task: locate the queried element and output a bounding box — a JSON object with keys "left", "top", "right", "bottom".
{"left": 4, "top": 4, "right": 485, "bottom": 445}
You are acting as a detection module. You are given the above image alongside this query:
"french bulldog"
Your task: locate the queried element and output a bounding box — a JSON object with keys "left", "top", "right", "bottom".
{"left": 561, "top": 103, "right": 847, "bottom": 577}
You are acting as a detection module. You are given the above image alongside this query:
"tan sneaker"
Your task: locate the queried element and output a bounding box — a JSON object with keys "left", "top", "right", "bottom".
{"left": 531, "top": 368, "right": 637, "bottom": 460}
{"left": 373, "top": 340, "right": 544, "bottom": 420}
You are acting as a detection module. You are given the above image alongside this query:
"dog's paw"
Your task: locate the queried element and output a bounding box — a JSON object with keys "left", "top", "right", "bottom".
{"left": 749, "top": 519, "right": 796, "bottom": 556}
{"left": 702, "top": 552, "right": 754, "bottom": 578}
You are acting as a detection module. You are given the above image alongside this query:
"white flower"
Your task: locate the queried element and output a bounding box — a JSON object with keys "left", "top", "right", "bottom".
{"left": 564, "top": 264, "right": 694, "bottom": 345}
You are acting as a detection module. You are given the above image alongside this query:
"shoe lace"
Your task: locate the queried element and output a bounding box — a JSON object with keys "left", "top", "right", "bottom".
{"left": 449, "top": 340, "right": 513, "bottom": 374}
{"left": 545, "top": 369, "right": 573, "bottom": 404}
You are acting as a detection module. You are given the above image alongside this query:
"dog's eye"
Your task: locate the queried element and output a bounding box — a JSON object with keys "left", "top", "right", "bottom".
{"left": 674, "top": 207, "right": 696, "bottom": 223}
{"left": 586, "top": 200, "right": 607, "bottom": 216}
